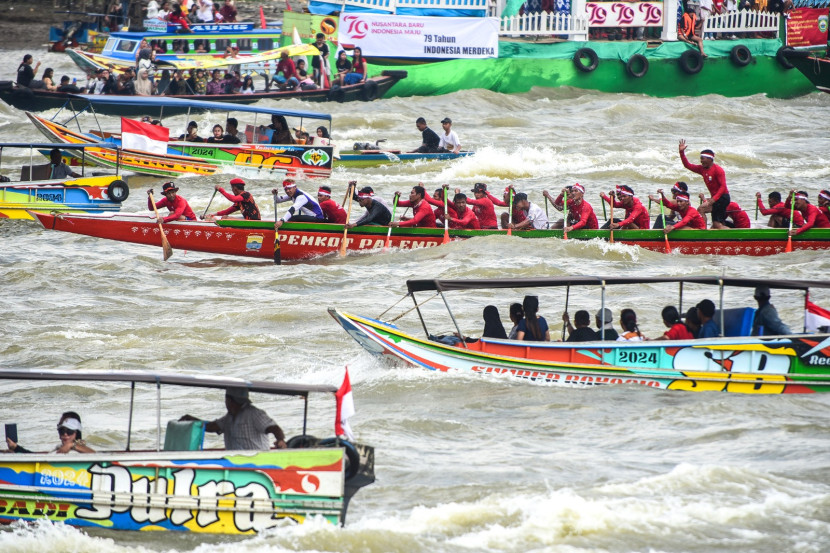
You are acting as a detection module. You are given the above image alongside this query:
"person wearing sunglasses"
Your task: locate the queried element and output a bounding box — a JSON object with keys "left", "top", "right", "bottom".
{"left": 5, "top": 411, "right": 95, "bottom": 454}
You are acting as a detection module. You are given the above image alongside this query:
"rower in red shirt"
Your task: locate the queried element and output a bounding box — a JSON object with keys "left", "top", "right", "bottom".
{"left": 756, "top": 191, "right": 805, "bottom": 228}
{"left": 561, "top": 183, "right": 598, "bottom": 232}
{"left": 423, "top": 186, "right": 455, "bottom": 225}
{"left": 542, "top": 186, "right": 576, "bottom": 229}
{"left": 600, "top": 185, "right": 650, "bottom": 229}
{"left": 789, "top": 190, "right": 830, "bottom": 236}
{"left": 208, "top": 178, "right": 261, "bottom": 221}
{"left": 392, "top": 185, "right": 437, "bottom": 228}
{"left": 648, "top": 181, "right": 688, "bottom": 229}
{"left": 465, "top": 183, "right": 498, "bottom": 229}
{"left": 317, "top": 184, "right": 348, "bottom": 224}
{"left": 148, "top": 182, "right": 196, "bottom": 223}
{"left": 664, "top": 192, "right": 705, "bottom": 233}
{"left": 679, "top": 139, "right": 730, "bottom": 229}
{"left": 725, "top": 201, "right": 750, "bottom": 229}
{"left": 448, "top": 193, "right": 481, "bottom": 229}
{"left": 818, "top": 189, "right": 830, "bottom": 219}
{"left": 487, "top": 185, "right": 525, "bottom": 229}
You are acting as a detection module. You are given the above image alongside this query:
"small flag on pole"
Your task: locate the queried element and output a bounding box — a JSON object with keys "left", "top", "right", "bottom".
{"left": 335, "top": 367, "right": 355, "bottom": 441}
{"left": 121, "top": 118, "right": 168, "bottom": 155}
{"left": 806, "top": 299, "right": 830, "bottom": 333}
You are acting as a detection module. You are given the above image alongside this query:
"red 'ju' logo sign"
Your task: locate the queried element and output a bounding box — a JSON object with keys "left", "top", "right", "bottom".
{"left": 342, "top": 15, "right": 368, "bottom": 39}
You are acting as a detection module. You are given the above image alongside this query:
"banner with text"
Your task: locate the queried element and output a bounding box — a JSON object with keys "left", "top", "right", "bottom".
{"left": 337, "top": 14, "right": 499, "bottom": 59}
{"left": 786, "top": 7, "right": 829, "bottom": 48}
{"left": 586, "top": 2, "right": 663, "bottom": 27}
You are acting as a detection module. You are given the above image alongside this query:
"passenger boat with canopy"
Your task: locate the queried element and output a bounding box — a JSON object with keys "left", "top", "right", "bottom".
{"left": 0, "top": 369, "right": 375, "bottom": 534}
{"left": 25, "top": 96, "right": 334, "bottom": 179}
{"left": 329, "top": 276, "right": 830, "bottom": 395}
{"left": 27, "top": 212, "right": 830, "bottom": 261}
{"left": 0, "top": 142, "right": 128, "bottom": 219}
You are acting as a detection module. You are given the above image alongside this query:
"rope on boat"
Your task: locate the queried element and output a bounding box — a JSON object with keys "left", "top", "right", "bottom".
{"left": 383, "top": 292, "right": 440, "bottom": 323}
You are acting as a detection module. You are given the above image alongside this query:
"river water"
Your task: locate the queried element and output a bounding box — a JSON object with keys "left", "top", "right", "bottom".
{"left": 2, "top": 49, "right": 830, "bottom": 553}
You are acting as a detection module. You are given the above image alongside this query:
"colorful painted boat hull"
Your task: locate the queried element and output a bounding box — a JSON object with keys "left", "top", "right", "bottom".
{"left": 329, "top": 309, "right": 830, "bottom": 395}
{"left": 29, "top": 212, "right": 830, "bottom": 260}
{"left": 0, "top": 447, "right": 358, "bottom": 533}
{"left": 0, "top": 176, "right": 126, "bottom": 219}
{"left": 26, "top": 113, "right": 333, "bottom": 179}
{"left": 335, "top": 150, "right": 474, "bottom": 168}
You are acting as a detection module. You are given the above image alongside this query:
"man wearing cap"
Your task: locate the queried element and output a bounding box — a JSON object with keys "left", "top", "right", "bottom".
{"left": 562, "top": 183, "right": 598, "bottom": 232}
{"left": 437, "top": 117, "right": 461, "bottom": 154}
{"left": 678, "top": 139, "right": 730, "bottom": 229}
{"left": 317, "top": 184, "right": 348, "bottom": 224}
{"left": 593, "top": 308, "right": 619, "bottom": 340}
{"left": 788, "top": 190, "right": 830, "bottom": 236}
{"left": 346, "top": 186, "right": 392, "bottom": 228}
{"left": 663, "top": 192, "right": 705, "bottom": 233}
{"left": 272, "top": 179, "right": 325, "bottom": 228}
{"left": 752, "top": 286, "right": 791, "bottom": 336}
{"left": 411, "top": 117, "right": 441, "bottom": 154}
{"left": 178, "top": 121, "right": 203, "bottom": 142}
{"left": 489, "top": 185, "right": 526, "bottom": 229}
{"left": 391, "top": 185, "right": 437, "bottom": 228}
{"left": 755, "top": 191, "right": 804, "bottom": 229}
{"left": 649, "top": 182, "right": 688, "bottom": 229}
{"left": 180, "top": 388, "right": 287, "bottom": 450}
{"left": 601, "top": 185, "right": 650, "bottom": 230}
{"left": 464, "top": 183, "right": 498, "bottom": 229}
{"left": 148, "top": 182, "right": 197, "bottom": 223}
{"left": 208, "top": 178, "right": 260, "bottom": 221}
{"left": 509, "top": 192, "right": 549, "bottom": 230}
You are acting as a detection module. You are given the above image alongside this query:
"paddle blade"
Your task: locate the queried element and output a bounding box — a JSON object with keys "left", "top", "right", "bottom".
{"left": 273, "top": 230, "right": 281, "bottom": 265}
{"left": 785, "top": 236, "right": 793, "bottom": 253}
{"left": 610, "top": 229, "right": 615, "bottom": 244}
{"left": 664, "top": 235, "right": 672, "bottom": 254}
{"left": 507, "top": 227, "right": 512, "bottom": 236}
{"left": 383, "top": 228, "right": 392, "bottom": 251}
{"left": 162, "top": 235, "right": 173, "bottom": 261}
{"left": 340, "top": 229, "right": 348, "bottom": 257}
{"left": 442, "top": 227, "right": 450, "bottom": 245}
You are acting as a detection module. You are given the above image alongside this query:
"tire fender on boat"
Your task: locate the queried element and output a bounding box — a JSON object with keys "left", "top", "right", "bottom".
{"left": 679, "top": 50, "right": 705, "bottom": 75}
{"left": 380, "top": 69, "right": 408, "bottom": 80}
{"left": 777, "top": 46, "right": 806, "bottom": 69}
{"left": 106, "top": 179, "right": 130, "bottom": 203}
{"left": 286, "top": 434, "right": 319, "bottom": 448}
{"left": 730, "top": 45, "right": 752, "bottom": 67}
{"left": 573, "top": 48, "right": 599, "bottom": 72}
{"left": 327, "top": 84, "right": 345, "bottom": 103}
{"left": 361, "top": 79, "right": 380, "bottom": 101}
{"left": 318, "top": 437, "right": 361, "bottom": 480}
{"left": 626, "top": 54, "right": 649, "bottom": 78}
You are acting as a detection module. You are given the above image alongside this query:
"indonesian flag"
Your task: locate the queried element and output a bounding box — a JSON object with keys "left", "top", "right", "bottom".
{"left": 806, "top": 299, "right": 830, "bottom": 333}
{"left": 335, "top": 367, "right": 355, "bottom": 441}
{"left": 121, "top": 117, "right": 169, "bottom": 155}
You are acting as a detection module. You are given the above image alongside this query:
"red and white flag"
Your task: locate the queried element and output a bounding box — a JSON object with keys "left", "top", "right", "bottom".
{"left": 335, "top": 367, "right": 355, "bottom": 441}
{"left": 806, "top": 299, "right": 830, "bottom": 333}
{"left": 121, "top": 117, "right": 169, "bottom": 155}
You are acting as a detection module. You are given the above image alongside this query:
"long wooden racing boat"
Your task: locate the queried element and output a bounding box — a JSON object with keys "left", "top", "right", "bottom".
{"left": 0, "top": 369, "right": 374, "bottom": 534}
{"left": 329, "top": 276, "right": 830, "bottom": 395}
{"left": 0, "top": 72, "right": 406, "bottom": 114}
{"left": 0, "top": 142, "right": 128, "bottom": 219}
{"left": 25, "top": 96, "right": 334, "bottom": 179}
{"left": 336, "top": 149, "right": 474, "bottom": 169}
{"left": 28, "top": 212, "right": 830, "bottom": 261}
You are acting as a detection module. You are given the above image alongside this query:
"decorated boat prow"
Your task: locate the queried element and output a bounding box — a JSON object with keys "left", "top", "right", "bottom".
{"left": 330, "top": 276, "right": 830, "bottom": 394}
{"left": 0, "top": 369, "right": 374, "bottom": 534}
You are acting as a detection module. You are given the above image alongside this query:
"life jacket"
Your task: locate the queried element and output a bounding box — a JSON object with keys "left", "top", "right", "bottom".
{"left": 680, "top": 13, "right": 697, "bottom": 37}
{"left": 238, "top": 191, "right": 261, "bottom": 220}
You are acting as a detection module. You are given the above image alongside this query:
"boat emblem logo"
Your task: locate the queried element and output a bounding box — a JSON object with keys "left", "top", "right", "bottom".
{"left": 820, "top": 15, "right": 828, "bottom": 34}
{"left": 302, "top": 149, "right": 331, "bottom": 167}
{"left": 246, "top": 234, "right": 264, "bottom": 251}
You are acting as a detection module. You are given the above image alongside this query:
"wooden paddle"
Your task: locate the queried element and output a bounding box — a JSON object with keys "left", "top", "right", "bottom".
{"left": 149, "top": 192, "right": 173, "bottom": 261}
{"left": 202, "top": 189, "right": 217, "bottom": 220}
{"left": 507, "top": 188, "right": 513, "bottom": 236}
{"left": 562, "top": 190, "right": 569, "bottom": 240}
{"left": 561, "top": 286, "right": 570, "bottom": 341}
{"left": 340, "top": 181, "right": 356, "bottom": 257}
{"left": 384, "top": 193, "right": 399, "bottom": 251}
{"left": 659, "top": 198, "right": 672, "bottom": 254}
{"left": 442, "top": 185, "right": 450, "bottom": 245}
{"left": 609, "top": 192, "right": 615, "bottom": 244}
{"left": 600, "top": 193, "right": 607, "bottom": 220}
{"left": 785, "top": 191, "right": 795, "bottom": 253}
{"left": 272, "top": 191, "right": 281, "bottom": 265}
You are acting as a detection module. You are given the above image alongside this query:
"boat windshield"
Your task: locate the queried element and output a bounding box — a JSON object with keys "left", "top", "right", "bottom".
{"left": 115, "top": 39, "right": 139, "bottom": 53}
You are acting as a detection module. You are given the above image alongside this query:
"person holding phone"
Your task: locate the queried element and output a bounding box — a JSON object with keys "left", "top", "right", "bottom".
{"left": 6, "top": 412, "right": 95, "bottom": 454}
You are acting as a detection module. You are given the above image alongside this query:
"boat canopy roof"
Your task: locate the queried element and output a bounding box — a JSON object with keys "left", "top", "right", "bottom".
{"left": 407, "top": 276, "right": 830, "bottom": 294}
{"left": 66, "top": 95, "right": 332, "bottom": 122}
{"left": 0, "top": 369, "right": 337, "bottom": 397}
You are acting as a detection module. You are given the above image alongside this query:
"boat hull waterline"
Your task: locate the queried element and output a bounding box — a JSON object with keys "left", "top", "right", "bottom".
{"left": 329, "top": 309, "right": 830, "bottom": 395}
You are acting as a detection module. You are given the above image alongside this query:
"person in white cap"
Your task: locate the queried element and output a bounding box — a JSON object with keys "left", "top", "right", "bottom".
{"left": 438, "top": 117, "right": 461, "bottom": 154}
{"left": 6, "top": 411, "right": 95, "bottom": 454}
{"left": 180, "top": 388, "right": 287, "bottom": 450}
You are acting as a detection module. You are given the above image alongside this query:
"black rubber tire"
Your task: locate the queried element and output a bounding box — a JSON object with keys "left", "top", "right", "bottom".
{"left": 626, "top": 54, "right": 649, "bottom": 78}
{"left": 106, "top": 179, "right": 129, "bottom": 203}
{"left": 573, "top": 48, "right": 599, "bottom": 72}
{"left": 361, "top": 79, "right": 379, "bottom": 101}
{"left": 319, "top": 437, "right": 360, "bottom": 480}
{"left": 380, "top": 69, "right": 408, "bottom": 79}
{"left": 777, "top": 46, "right": 808, "bottom": 69}
{"left": 679, "top": 50, "right": 705, "bottom": 75}
{"left": 286, "top": 434, "right": 319, "bottom": 449}
{"left": 327, "top": 84, "right": 345, "bottom": 103}
{"left": 730, "top": 45, "right": 752, "bottom": 67}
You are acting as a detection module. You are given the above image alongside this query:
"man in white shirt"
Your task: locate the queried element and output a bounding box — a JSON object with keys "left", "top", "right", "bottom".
{"left": 195, "top": 0, "right": 215, "bottom": 22}
{"left": 438, "top": 117, "right": 462, "bottom": 154}
{"left": 510, "top": 192, "right": 549, "bottom": 230}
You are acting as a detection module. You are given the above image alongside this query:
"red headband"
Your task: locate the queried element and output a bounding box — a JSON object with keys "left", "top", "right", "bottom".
{"left": 615, "top": 186, "right": 633, "bottom": 197}
{"left": 676, "top": 193, "right": 690, "bottom": 202}
{"left": 794, "top": 193, "right": 808, "bottom": 201}
{"left": 572, "top": 183, "right": 585, "bottom": 194}
{"left": 317, "top": 188, "right": 331, "bottom": 196}
{"left": 820, "top": 191, "right": 830, "bottom": 201}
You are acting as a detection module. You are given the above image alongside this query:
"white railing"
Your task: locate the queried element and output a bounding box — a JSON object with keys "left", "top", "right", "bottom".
{"left": 313, "top": 0, "right": 490, "bottom": 13}
{"left": 500, "top": 11, "right": 589, "bottom": 37}
{"left": 703, "top": 10, "right": 780, "bottom": 35}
